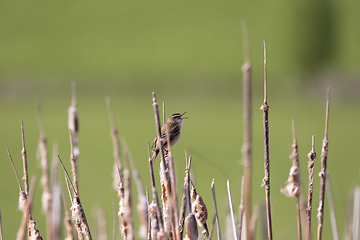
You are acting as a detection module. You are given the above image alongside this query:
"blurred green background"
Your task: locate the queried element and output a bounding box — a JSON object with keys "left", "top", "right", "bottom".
{"left": 1, "top": 0, "right": 359, "bottom": 239}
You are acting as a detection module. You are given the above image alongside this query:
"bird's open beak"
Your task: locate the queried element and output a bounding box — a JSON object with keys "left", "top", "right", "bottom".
{"left": 181, "top": 112, "right": 188, "bottom": 119}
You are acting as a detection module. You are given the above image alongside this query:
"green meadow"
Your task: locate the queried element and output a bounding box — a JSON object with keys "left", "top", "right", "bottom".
{"left": 0, "top": 1, "right": 359, "bottom": 239}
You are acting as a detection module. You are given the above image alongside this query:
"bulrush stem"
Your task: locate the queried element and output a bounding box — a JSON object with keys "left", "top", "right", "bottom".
{"left": 317, "top": 88, "right": 330, "bottom": 240}
{"left": 152, "top": 92, "right": 173, "bottom": 237}
{"left": 68, "top": 83, "right": 79, "bottom": 192}
{"left": 18, "top": 178, "right": 40, "bottom": 240}
{"left": 179, "top": 155, "right": 192, "bottom": 240}
{"left": 61, "top": 184, "right": 74, "bottom": 240}
{"left": 58, "top": 151, "right": 92, "bottom": 240}
{"left": 36, "top": 102, "right": 53, "bottom": 240}
{"left": 261, "top": 40, "right": 273, "bottom": 240}
{"left": 20, "top": 120, "right": 29, "bottom": 196}
{"left": 293, "top": 120, "right": 302, "bottom": 240}
{"left": 297, "top": 197, "right": 302, "bottom": 240}
{"left": 69, "top": 130, "right": 79, "bottom": 194}
{"left": 306, "top": 135, "right": 316, "bottom": 240}
{"left": 106, "top": 96, "right": 123, "bottom": 183}
{"left": 326, "top": 176, "right": 339, "bottom": 240}
{"left": 211, "top": 179, "right": 222, "bottom": 240}
{"left": 147, "top": 142, "right": 164, "bottom": 232}
{"left": 227, "top": 180, "right": 238, "bottom": 240}
{"left": 241, "top": 21, "right": 252, "bottom": 240}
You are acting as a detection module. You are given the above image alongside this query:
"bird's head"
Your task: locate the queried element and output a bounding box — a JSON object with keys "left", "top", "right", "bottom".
{"left": 167, "top": 112, "right": 188, "bottom": 124}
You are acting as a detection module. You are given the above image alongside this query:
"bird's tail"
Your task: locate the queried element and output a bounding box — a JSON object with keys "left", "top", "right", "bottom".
{"left": 203, "top": 222, "right": 209, "bottom": 237}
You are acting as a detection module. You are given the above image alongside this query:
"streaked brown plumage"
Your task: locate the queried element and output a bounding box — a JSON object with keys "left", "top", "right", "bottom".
{"left": 151, "top": 112, "right": 187, "bottom": 164}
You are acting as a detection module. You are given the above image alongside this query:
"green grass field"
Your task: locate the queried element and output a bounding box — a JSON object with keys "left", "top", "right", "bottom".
{"left": 0, "top": 1, "right": 359, "bottom": 239}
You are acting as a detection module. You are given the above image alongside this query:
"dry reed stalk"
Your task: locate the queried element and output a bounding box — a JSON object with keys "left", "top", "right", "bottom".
{"left": 208, "top": 214, "right": 216, "bottom": 240}
{"left": 260, "top": 40, "right": 273, "bottom": 240}
{"left": 151, "top": 92, "right": 173, "bottom": 237}
{"left": 18, "top": 177, "right": 43, "bottom": 240}
{"left": 211, "top": 179, "right": 222, "bottom": 240}
{"left": 281, "top": 120, "right": 302, "bottom": 240}
{"left": 159, "top": 154, "right": 170, "bottom": 234}
{"left": 145, "top": 188, "right": 152, "bottom": 240}
{"left": 238, "top": 176, "right": 245, "bottom": 240}
{"left": 61, "top": 184, "right": 74, "bottom": 240}
{"left": 123, "top": 153, "right": 135, "bottom": 240}
{"left": 248, "top": 205, "right": 258, "bottom": 240}
{"left": 306, "top": 135, "right": 316, "bottom": 240}
{"left": 225, "top": 213, "right": 234, "bottom": 240}
{"left": 36, "top": 102, "right": 53, "bottom": 240}
{"left": 19, "top": 121, "right": 43, "bottom": 239}
{"left": 179, "top": 176, "right": 187, "bottom": 239}
{"left": 226, "top": 180, "right": 237, "bottom": 240}
{"left": 115, "top": 159, "right": 126, "bottom": 240}
{"left": 63, "top": 163, "right": 83, "bottom": 240}
{"left": 325, "top": 176, "right": 339, "bottom": 240}
{"left": 241, "top": 21, "right": 252, "bottom": 240}
{"left": 164, "top": 128, "right": 181, "bottom": 240}
{"left": 68, "top": 83, "right": 79, "bottom": 193}
{"left": 96, "top": 208, "right": 108, "bottom": 240}
{"left": 58, "top": 155, "right": 92, "bottom": 240}
{"left": 7, "top": 148, "right": 28, "bottom": 237}
{"left": 20, "top": 121, "right": 29, "bottom": 196}
{"left": 147, "top": 142, "right": 164, "bottom": 233}
{"left": 128, "top": 155, "right": 148, "bottom": 238}
{"left": 317, "top": 87, "right": 330, "bottom": 240}
{"left": 71, "top": 195, "right": 92, "bottom": 240}
{"left": 190, "top": 181, "right": 209, "bottom": 237}
{"left": 179, "top": 155, "right": 192, "bottom": 239}
{"left": 7, "top": 148, "right": 27, "bottom": 210}
{"left": 107, "top": 97, "right": 136, "bottom": 239}
{"left": 51, "top": 143, "right": 62, "bottom": 240}
{"left": 119, "top": 137, "right": 148, "bottom": 238}
{"left": 69, "top": 128, "right": 79, "bottom": 194}
{"left": 344, "top": 188, "right": 360, "bottom": 240}
{"left": 148, "top": 202, "right": 160, "bottom": 240}
{"left": 184, "top": 213, "right": 198, "bottom": 240}
{"left": 106, "top": 96, "right": 124, "bottom": 183}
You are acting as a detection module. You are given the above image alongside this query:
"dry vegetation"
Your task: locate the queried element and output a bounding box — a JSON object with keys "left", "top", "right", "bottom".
{"left": 3, "top": 34, "right": 360, "bottom": 240}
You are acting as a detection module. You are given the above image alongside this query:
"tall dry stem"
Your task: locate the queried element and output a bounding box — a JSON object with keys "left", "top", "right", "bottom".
{"left": 147, "top": 142, "right": 164, "bottom": 232}
{"left": 306, "top": 135, "right": 316, "bottom": 240}
{"left": 317, "top": 87, "right": 330, "bottom": 240}
{"left": 260, "top": 40, "right": 273, "bottom": 240}
{"left": 21, "top": 120, "right": 29, "bottom": 196}
{"left": 227, "top": 180, "right": 237, "bottom": 240}
{"left": 281, "top": 120, "right": 302, "bottom": 240}
{"left": 326, "top": 176, "right": 339, "bottom": 240}
{"left": 179, "top": 154, "right": 193, "bottom": 239}
{"left": 61, "top": 184, "right": 74, "bottom": 240}
{"left": 211, "top": 179, "right": 222, "bottom": 240}
{"left": 152, "top": 92, "right": 174, "bottom": 237}
{"left": 241, "top": 21, "right": 252, "bottom": 240}
{"left": 36, "top": 102, "right": 53, "bottom": 240}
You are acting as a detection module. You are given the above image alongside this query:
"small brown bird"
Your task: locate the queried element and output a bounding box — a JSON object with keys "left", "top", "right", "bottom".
{"left": 151, "top": 112, "right": 187, "bottom": 164}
